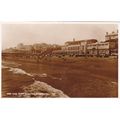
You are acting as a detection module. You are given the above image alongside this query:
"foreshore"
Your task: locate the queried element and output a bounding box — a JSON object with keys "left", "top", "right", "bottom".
{"left": 2, "top": 55, "right": 118, "bottom": 67}
{"left": 2, "top": 56, "right": 118, "bottom": 97}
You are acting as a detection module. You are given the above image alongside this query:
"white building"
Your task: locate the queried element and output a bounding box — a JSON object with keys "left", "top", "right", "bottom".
{"left": 87, "top": 42, "right": 110, "bottom": 56}
{"left": 62, "top": 39, "right": 97, "bottom": 56}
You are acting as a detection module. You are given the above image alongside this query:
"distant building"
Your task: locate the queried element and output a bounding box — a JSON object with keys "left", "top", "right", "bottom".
{"left": 105, "top": 30, "right": 118, "bottom": 42}
{"left": 53, "top": 30, "right": 118, "bottom": 57}
{"left": 87, "top": 42, "right": 110, "bottom": 56}
{"left": 3, "top": 30, "right": 118, "bottom": 57}
{"left": 105, "top": 30, "right": 118, "bottom": 55}
{"left": 16, "top": 43, "right": 24, "bottom": 49}
{"left": 16, "top": 43, "right": 33, "bottom": 52}
{"left": 62, "top": 38, "right": 97, "bottom": 56}
{"left": 2, "top": 48, "right": 17, "bottom": 53}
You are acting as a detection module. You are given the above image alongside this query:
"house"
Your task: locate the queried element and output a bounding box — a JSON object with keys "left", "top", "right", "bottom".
{"left": 62, "top": 38, "right": 97, "bottom": 56}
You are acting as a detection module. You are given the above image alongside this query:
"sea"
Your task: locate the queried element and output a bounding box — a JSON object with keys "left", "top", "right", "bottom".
{"left": 2, "top": 60, "right": 68, "bottom": 98}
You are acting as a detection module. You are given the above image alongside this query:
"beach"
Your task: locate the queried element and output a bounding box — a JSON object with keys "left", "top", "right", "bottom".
{"left": 2, "top": 56, "right": 118, "bottom": 97}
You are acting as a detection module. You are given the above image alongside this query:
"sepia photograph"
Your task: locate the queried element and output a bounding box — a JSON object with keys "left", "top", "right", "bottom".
{"left": 1, "top": 22, "right": 118, "bottom": 98}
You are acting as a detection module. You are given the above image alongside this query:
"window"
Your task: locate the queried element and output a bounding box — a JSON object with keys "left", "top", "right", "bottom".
{"left": 82, "top": 46, "right": 84, "bottom": 50}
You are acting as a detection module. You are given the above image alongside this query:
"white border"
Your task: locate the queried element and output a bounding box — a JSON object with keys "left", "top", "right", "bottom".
{"left": 118, "top": 24, "right": 120, "bottom": 98}
{"left": 1, "top": 21, "right": 119, "bottom": 24}
{"left": 0, "top": 0, "right": 120, "bottom": 120}
{"left": 0, "top": 23, "right": 1, "bottom": 98}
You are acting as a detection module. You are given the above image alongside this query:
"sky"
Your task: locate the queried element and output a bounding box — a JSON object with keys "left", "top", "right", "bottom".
{"left": 2, "top": 23, "right": 118, "bottom": 49}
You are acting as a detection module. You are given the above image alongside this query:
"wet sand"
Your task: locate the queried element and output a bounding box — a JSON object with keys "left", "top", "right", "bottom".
{"left": 2, "top": 57, "right": 118, "bottom": 97}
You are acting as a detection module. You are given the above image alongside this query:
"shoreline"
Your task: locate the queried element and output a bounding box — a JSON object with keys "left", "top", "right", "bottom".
{"left": 2, "top": 56, "right": 118, "bottom": 97}
{"left": 2, "top": 55, "right": 118, "bottom": 67}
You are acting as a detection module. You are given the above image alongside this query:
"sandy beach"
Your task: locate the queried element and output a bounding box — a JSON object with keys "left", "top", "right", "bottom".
{"left": 2, "top": 56, "right": 118, "bottom": 97}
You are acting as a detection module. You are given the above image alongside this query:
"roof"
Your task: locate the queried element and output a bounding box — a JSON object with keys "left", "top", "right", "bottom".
{"left": 65, "top": 39, "right": 97, "bottom": 45}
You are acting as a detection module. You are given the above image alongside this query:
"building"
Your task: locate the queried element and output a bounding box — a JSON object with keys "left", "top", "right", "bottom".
{"left": 16, "top": 43, "right": 24, "bottom": 49}
{"left": 61, "top": 38, "right": 97, "bottom": 56}
{"left": 3, "top": 30, "right": 118, "bottom": 57}
{"left": 87, "top": 42, "right": 110, "bottom": 57}
{"left": 105, "top": 31, "right": 118, "bottom": 42}
{"left": 105, "top": 30, "right": 118, "bottom": 55}
{"left": 16, "top": 43, "right": 33, "bottom": 52}
{"left": 54, "top": 30, "right": 118, "bottom": 57}
{"left": 87, "top": 42, "right": 98, "bottom": 56}
{"left": 2, "top": 48, "right": 17, "bottom": 53}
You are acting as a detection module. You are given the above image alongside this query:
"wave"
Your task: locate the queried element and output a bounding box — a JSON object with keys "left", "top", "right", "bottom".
{"left": 3, "top": 62, "right": 66, "bottom": 97}
{"left": 49, "top": 76, "right": 62, "bottom": 80}
{"left": 2, "top": 65, "right": 10, "bottom": 69}
{"left": 5, "top": 66, "right": 61, "bottom": 80}
{"left": 6, "top": 67, "right": 48, "bottom": 78}
{"left": 19, "top": 80, "right": 68, "bottom": 98}
{"left": 32, "top": 73, "right": 62, "bottom": 80}
{"left": 32, "top": 73, "right": 47, "bottom": 78}
{"left": 3, "top": 62, "right": 62, "bottom": 80}
{"left": 9, "top": 68, "right": 33, "bottom": 77}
